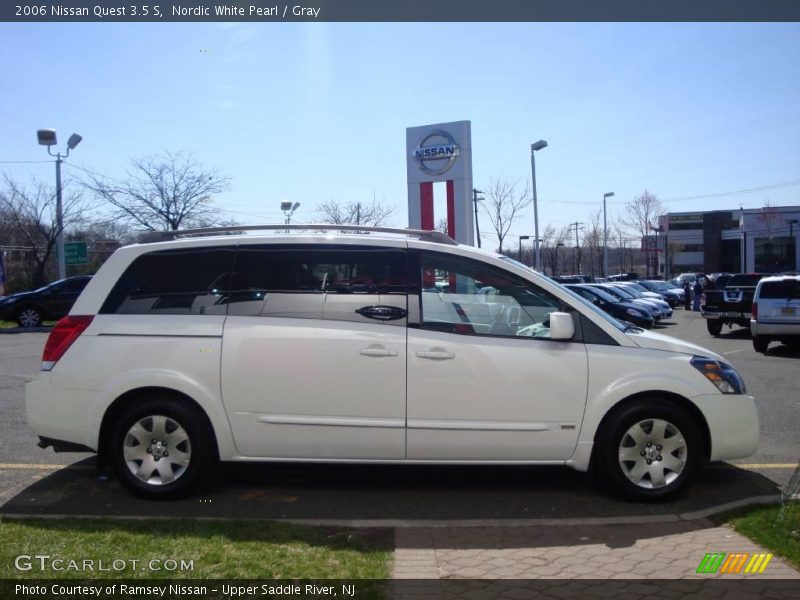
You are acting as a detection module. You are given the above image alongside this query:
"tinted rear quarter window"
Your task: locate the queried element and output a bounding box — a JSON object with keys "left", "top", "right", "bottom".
{"left": 100, "top": 247, "right": 237, "bottom": 315}
{"left": 759, "top": 280, "right": 800, "bottom": 299}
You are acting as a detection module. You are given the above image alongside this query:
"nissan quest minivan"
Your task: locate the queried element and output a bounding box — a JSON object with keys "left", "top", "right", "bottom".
{"left": 25, "top": 225, "right": 759, "bottom": 500}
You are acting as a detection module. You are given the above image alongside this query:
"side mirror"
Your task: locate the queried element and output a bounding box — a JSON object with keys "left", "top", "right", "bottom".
{"left": 549, "top": 312, "right": 575, "bottom": 340}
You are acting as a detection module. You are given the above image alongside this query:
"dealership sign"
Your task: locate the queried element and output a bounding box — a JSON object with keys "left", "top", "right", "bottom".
{"left": 406, "top": 121, "right": 474, "bottom": 246}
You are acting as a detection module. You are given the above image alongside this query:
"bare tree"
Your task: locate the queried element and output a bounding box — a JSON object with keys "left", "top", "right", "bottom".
{"left": 481, "top": 178, "right": 530, "bottom": 253}
{"left": 541, "top": 224, "right": 571, "bottom": 275}
{"left": 757, "top": 200, "right": 782, "bottom": 238}
{"left": 0, "top": 176, "right": 89, "bottom": 288}
{"left": 315, "top": 197, "right": 394, "bottom": 227}
{"left": 83, "top": 150, "right": 231, "bottom": 231}
{"left": 620, "top": 189, "right": 666, "bottom": 276}
{"left": 584, "top": 209, "right": 603, "bottom": 278}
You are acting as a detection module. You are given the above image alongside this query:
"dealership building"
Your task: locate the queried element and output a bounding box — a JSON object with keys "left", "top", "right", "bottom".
{"left": 655, "top": 205, "right": 800, "bottom": 276}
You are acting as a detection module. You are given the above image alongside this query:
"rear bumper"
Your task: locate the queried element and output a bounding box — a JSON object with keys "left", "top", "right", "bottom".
{"left": 25, "top": 374, "right": 100, "bottom": 452}
{"left": 750, "top": 320, "right": 800, "bottom": 337}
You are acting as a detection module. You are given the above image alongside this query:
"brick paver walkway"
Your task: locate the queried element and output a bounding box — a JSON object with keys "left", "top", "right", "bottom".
{"left": 392, "top": 520, "right": 800, "bottom": 579}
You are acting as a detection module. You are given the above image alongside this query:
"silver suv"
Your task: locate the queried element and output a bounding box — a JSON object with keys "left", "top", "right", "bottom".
{"left": 751, "top": 275, "right": 800, "bottom": 353}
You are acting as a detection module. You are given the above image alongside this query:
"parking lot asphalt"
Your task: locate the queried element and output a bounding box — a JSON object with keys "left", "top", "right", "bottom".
{"left": 0, "top": 308, "right": 797, "bottom": 523}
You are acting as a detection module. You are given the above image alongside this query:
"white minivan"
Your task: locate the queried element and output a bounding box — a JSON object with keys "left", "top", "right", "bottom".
{"left": 26, "top": 226, "right": 758, "bottom": 500}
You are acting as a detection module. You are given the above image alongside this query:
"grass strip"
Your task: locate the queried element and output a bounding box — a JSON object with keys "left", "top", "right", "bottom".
{"left": 0, "top": 518, "right": 393, "bottom": 579}
{"left": 726, "top": 501, "right": 800, "bottom": 569}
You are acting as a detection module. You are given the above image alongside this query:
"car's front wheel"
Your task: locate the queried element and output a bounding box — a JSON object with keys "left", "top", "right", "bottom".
{"left": 596, "top": 400, "right": 703, "bottom": 500}
{"left": 17, "top": 306, "right": 42, "bottom": 328}
{"left": 110, "top": 396, "right": 214, "bottom": 499}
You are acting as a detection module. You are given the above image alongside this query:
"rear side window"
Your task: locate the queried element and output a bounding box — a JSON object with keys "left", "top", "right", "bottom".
{"left": 227, "top": 245, "right": 408, "bottom": 318}
{"left": 759, "top": 280, "right": 800, "bottom": 299}
{"left": 100, "top": 247, "right": 237, "bottom": 316}
{"left": 728, "top": 274, "right": 764, "bottom": 287}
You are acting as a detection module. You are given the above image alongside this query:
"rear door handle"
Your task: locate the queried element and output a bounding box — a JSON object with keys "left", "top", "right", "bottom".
{"left": 356, "top": 305, "right": 407, "bottom": 321}
{"left": 359, "top": 347, "right": 398, "bottom": 357}
{"left": 416, "top": 351, "right": 455, "bottom": 360}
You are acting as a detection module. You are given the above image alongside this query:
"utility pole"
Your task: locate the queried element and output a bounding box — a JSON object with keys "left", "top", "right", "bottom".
{"left": 570, "top": 221, "right": 584, "bottom": 274}
{"left": 472, "top": 188, "right": 484, "bottom": 248}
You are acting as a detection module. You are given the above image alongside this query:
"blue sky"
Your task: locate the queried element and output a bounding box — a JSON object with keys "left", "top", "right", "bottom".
{"left": 2, "top": 22, "right": 799, "bottom": 246}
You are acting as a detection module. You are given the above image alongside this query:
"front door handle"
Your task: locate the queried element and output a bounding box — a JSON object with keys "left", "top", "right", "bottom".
{"left": 356, "top": 305, "right": 408, "bottom": 321}
{"left": 416, "top": 350, "right": 455, "bottom": 360}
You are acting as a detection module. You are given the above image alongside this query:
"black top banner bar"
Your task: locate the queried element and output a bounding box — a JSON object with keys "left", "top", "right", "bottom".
{"left": 3, "top": 1, "right": 800, "bottom": 23}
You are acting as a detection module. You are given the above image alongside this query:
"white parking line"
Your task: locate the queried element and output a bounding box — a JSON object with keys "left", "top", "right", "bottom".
{"left": 0, "top": 463, "right": 92, "bottom": 470}
{"left": 723, "top": 349, "right": 745, "bottom": 355}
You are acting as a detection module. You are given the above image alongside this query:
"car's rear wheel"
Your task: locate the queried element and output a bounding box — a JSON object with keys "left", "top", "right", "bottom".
{"left": 110, "top": 396, "right": 214, "bottom": 499}
{"left": 17, "top": 306, "right": 42, "bottom": 328}
{"left": 752, "top": 336, "right": 770, "bottom": 353}
{"left": 596, "top": 400, "right": 703, "bottom": 500}
{"left": 706, "top": 320, "right": 723, "bottom": 336}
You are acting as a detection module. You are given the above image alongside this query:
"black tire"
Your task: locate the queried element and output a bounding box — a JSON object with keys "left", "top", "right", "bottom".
{"left": 110, "top": 396, "right": 214, "bottom": 499}
{"left": 752, "top": 336, "right": 769, "bottom": 353}
{"left": 595, "top": 400, "right": 703, "bottom": 501}
{"left": 706, "top": 320, "right": 723, "bottom": 336}
{"left": 16, "top": 306, "right": 42, "bottom": 328}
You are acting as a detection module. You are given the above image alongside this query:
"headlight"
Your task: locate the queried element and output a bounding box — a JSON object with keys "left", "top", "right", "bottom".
{"left": 625, "top": 308, "right": 644, "bottom": 317}
{"left": 691, "top": 357, "right": 746, "bottom": 394}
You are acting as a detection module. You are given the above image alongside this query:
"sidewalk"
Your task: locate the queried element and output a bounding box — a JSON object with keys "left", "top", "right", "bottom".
{"left": 393, "top": 520, "right": 800, "bottom": 579}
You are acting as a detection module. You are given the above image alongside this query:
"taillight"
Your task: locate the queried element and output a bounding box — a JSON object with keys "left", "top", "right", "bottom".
{"left": 752, "top": 302, "right": 758, "bottom": 320}
{"left": 42, "top": 315, "right": 93, "bottom": 371}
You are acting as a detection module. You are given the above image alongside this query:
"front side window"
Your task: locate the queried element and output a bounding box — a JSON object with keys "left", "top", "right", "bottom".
{"left": 419, "top": 253, "right": 566, "bottom": 338}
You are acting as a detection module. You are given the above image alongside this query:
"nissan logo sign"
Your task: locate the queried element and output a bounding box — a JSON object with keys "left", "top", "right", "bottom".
{"left": 412, "top": 129, "right": 460, "bottom": 176}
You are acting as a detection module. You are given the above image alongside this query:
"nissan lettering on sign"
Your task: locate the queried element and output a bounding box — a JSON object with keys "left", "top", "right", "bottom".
{"left": 406, "top": 121, "right": 474, "bottom": 246}
{"left": 412, "top": 130, "right": 461, "bottom": 176}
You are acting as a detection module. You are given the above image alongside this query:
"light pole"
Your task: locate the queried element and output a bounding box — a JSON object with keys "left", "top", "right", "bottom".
{"left": 602, "top": 192, "right": 614, "bottom": 278}
{"left": 37, "top": 129, "right": 82, "bottom": 281}
{"left": 281, "top": 201, "right": 300, "bottom": 232}
{"left": 472, "top": 188, "right": 484, "bottom": 248}
{"left": 518, "top": 235, "right": 531, "bottom": 265}
{"left": 555, "top": 242, "right": 565, "bottom": 276}
{"left": 530, "top": 140, "right": 548, "bottom": 271}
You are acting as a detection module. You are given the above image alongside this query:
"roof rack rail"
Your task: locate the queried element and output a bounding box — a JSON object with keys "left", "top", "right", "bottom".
{"left": 138, "top": 224, "right": 458, "bottom": 246}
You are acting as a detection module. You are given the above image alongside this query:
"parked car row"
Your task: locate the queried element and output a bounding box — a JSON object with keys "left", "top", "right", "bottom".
{"left": 0, "top": 276, "right": 92, "bottom": 327}
{"left": 565, "top": 281, "right": 678, "bottom": 329}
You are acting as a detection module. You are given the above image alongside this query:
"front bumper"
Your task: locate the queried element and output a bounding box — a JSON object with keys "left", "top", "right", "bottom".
{"left": 692, "top": 393, "right": 759, "bottom": 462}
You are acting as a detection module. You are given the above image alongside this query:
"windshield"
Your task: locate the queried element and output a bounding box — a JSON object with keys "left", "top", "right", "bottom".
{"left": 577, "top": 285, "right": 619, "bottom": 304}
{"left": 558, "top": 284, "right": 627, "bottom": 332}
{"left": 611, "top": 285, "right": 638, "bottom": 299}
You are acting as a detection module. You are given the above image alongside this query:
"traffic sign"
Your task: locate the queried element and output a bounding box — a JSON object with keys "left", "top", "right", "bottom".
{"left": 64, "top": 241, "right": 88, "bottom": 265}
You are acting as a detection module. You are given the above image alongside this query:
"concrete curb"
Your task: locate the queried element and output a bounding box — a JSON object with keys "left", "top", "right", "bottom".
{"left": 0, "top": 326, "right": 51, "bottom": 334}
{"left": 0, "top": 494, "right": 782, "bottom": 527}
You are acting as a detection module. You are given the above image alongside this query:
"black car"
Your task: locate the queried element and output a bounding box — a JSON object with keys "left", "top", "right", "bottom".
{"left": 0, "top": 276, "right": 91, "bottom": 328}
{"left": 566, "top": 284, "right": 655, "bottom": 329}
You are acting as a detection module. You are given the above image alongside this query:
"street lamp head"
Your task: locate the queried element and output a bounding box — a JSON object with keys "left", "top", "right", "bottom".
{"left": 280, "top": 201, "right": 293, "bottom": 211}
{"left": 291, "top": 202, "right": 301, "bottom": 212}
{"left": 531, "top": 140, "right": 548, "bottom": 152}
{"left": 37, "top": 129, "right": 57, "bottom": 146}
{"left": 66, "top": 133, "right": 83, "bottom": 150}
{"left": 604, "top": 192, "right": 615, "bottom": 199}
